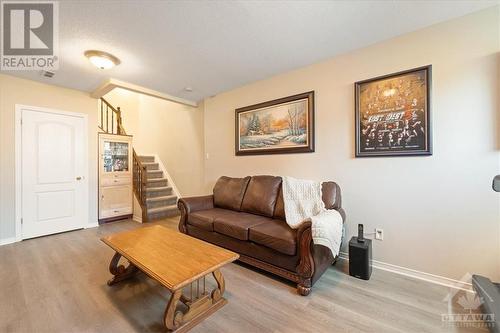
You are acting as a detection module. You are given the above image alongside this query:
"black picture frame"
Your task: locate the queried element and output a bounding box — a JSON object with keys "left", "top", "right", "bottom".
{"left": 355, "top": 65, "right": 432, "bottom": 157}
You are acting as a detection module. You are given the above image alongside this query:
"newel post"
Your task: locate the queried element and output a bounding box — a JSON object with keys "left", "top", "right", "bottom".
{"left": 116, "top": 106, "right": 123, "bottom": 135}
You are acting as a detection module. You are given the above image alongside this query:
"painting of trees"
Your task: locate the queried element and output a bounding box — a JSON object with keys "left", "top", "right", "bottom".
{"left": 247, "top": 114, "right": 262, "bottom": 135}
{"left": 235, "top": 91, "right": 314, "bottom": 155}
{"left": 287, "top": 102, "right": 305, "bottom": 136}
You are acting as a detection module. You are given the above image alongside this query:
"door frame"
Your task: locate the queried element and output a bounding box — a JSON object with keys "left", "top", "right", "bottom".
{"left": 15, "top": 104, "right": 89, "bottom": 241}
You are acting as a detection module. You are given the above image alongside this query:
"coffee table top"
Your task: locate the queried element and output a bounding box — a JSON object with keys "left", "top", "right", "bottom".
{"left": 101, "top": 225, "right": 239, "bottom": 290}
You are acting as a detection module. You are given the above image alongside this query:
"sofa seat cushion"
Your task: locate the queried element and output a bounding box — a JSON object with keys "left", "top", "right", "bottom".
{"left": 186, "top": 224, "right": 300, "bottom": 272}
{"left": 187, "top": 208, "right": 228, "bottom": 231}
{"left": 213, "top": 210, "right": 272, "bottom": 241}
{"left": 249, "top": 219, "right": 297, "bottom": 256}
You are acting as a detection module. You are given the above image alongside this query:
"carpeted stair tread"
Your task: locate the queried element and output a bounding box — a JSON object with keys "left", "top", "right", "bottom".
{"left": 142, "top": 162, "right": 159, "bottom": 170}
{"left": 146, "top": 177, "right": 168, "bottom": 183}
{"left": 146, "top": 195, "right": 177, "bottom": 203}
{"left": 138, "top": 156, "right": 155, "bottom": 164}
{"left": 146, "top": 186, "right": 172, "bottom": 192}
{"left": 148, "top": 204, "right": 178, "bottom": 214}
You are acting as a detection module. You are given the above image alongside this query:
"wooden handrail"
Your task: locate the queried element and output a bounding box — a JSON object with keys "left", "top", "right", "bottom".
{"left": 100, "top": 97, "right": 148, "bottom": 222}
{"left": 132, "top": 150, "right": 148, "bottom": 222}
{"left": 100, "top": 97, "right": 126, "bottom": 135}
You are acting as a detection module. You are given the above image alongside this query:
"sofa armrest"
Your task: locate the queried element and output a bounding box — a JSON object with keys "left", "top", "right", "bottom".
{"left": 178, "top": 195, "right": 214, "bottom": 233}
{"left": 335, "top": 207, "right": 346, "bottom": 222}
{"left": 295, "top": 208, "right": 345, "bottom": 296}
{"left": 178, "top": 195, "right": 214, "bottom": 214}
{"left": 296, "top": 221, "right": 314, "bottom": 295}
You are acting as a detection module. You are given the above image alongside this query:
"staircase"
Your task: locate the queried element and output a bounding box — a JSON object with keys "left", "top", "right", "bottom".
{"left": 138, "top": 155, "right": 179, "bottom": 220}
{"left": 99, "top": 97, "right": 180, "bottom": 222}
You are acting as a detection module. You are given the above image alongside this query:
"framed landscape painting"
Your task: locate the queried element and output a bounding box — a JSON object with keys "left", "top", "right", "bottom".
{"left": 355, "top": 65, "right": 432, "bottom": 157}
{"left": 235, "top": 91, "right": 315, "bottom": 155}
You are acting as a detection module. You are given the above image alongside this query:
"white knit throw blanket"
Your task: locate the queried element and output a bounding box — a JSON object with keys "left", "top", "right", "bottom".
{"left": 282, "top": 176, "right": 343, "bottom": 257}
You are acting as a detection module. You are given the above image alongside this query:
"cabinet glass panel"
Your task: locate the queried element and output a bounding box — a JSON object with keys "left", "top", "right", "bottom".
{"left": 103, "top": 141, "right": 129, "bottom": 172}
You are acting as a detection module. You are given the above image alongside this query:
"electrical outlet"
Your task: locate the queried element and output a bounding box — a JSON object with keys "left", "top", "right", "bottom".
{"left": 375, "top": 228, "right": 384, "bottom": 240}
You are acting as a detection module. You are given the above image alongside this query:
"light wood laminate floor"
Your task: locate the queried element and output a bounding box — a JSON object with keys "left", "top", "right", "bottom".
{"left": 0, "top": 218, "right": 487, "bottom": 333}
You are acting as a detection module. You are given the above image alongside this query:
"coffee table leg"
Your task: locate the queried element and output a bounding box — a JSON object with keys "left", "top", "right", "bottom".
{"left": 211, "top": 269, "right": 225, "bottom": 302}
{"left": 107, "top": 252, "right": 139, "bottom": 286}
{"left": 163, "top": 269, "right": 228, "bottom": 332}
{"left": 164, "top": 289, "right": 183, "bottom": 331}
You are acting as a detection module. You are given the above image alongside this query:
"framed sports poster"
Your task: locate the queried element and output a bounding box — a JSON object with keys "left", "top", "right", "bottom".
{"left": 355, "top": 65, "right": 432, "bottom": 157}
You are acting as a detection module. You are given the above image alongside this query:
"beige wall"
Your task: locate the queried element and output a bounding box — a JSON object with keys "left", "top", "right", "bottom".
{"left": 203, "top": 8, "right": 500, "bottom": 280}
{"left": 104, "top": 89, "right": 205, "bottom": 196}
{"left": 0, "top": 74, "right": 98, "bottom": 241}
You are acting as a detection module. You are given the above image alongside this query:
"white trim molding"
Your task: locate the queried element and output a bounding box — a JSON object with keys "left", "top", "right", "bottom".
{"left": 132, "top": 196, "right": 143, "bottom": 223}
{"left": 0, "top": 237, "right": 17, "bottom": 246}
{"left": 339, "top": 251, "right": 473, "bottom": 292}
{"left": 90, "top": 78, "right": 198, "bottom": 107}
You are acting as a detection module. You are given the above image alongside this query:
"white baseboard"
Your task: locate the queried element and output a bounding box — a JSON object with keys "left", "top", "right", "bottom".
{"left": 339, "top": 251, "right": 472, "bottom": 292}
{"left": 133, "top": 215, "right": 142, "bottom": 223}
{"left": 85, "top": 222, "right": 99, "bottom": 229}
{"left": 0, "top": 237, "right": 17, "bottom": 246}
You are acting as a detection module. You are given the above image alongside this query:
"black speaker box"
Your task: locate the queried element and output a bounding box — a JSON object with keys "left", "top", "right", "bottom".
{"left": 349, "top": 236, "right": 372, "bottom": 280}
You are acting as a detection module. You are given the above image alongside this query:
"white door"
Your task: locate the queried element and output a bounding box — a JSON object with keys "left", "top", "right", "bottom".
{"left": 21, "top": 108, "right": 88, "bottom": 239}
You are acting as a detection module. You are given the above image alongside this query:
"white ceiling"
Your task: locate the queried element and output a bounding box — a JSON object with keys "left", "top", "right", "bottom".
{"left": 2, "top": 0, "right": 498, "bottom": 102}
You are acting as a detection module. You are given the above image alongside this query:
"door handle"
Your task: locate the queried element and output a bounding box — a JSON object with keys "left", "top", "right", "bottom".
{"left": 76, "top": 176, "right": 82, "bottom": 180}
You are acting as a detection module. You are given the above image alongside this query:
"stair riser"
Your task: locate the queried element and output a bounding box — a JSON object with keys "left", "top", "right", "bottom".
{"left": 146, "top": 180, "right": 168, "bottom": 187}
{"left": 146, "top": 188, "right": 172, "bottom": 198}
{"left": 147, "top": 198, "right": 177, "bottom": 209}
{"left": 144, "top": 163, "right": 159, "bottom": 171}
{"left": 148, "top": 208, "right": 180, "bottom": 221}
{"left": 139, "top": 156, "right": 155, "bottom": 163}
{"left": 147, "top": 171, "right": 163, "bottom": 179}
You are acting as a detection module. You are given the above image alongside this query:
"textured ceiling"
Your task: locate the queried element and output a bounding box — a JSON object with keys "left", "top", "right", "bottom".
{"left": 2, "top": 0, "right": 498, "bottom": 102}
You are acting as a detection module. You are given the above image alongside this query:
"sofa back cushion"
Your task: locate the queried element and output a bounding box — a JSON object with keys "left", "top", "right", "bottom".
{"left": 241, "top": 175, "right": 282, "bottom": 217}
{"left": 273, "top": 185, "right": 286, "bottom": 220}
{"left": 273, "top": 180, "right": 342, "bottom": 219}
{"left": 213, "top": 176, "right": 251, "bottom": 211}
{"left": 321, "top": 181, "right": 342, "bottom": 209}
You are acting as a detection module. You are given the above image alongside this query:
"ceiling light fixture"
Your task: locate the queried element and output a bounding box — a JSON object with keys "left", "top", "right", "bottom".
{"left": 84, "top": 50, "right": 120, "bottom": 69}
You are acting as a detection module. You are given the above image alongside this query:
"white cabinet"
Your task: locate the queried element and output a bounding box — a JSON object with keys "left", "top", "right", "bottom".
{"left": 98, "top": 133, "right": 133, "bottom": 222}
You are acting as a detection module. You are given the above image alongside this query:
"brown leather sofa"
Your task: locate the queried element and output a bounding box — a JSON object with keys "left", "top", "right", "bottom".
{"left": 178, "top": 175, "right": 345, "bottom": 295}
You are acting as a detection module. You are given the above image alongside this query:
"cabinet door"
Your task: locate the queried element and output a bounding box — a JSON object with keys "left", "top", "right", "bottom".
{"left": 101, "top": 140, "right": 130, "bottom": 174}
{"left": 100, "top": 185, "right": 132, "bottom": 219}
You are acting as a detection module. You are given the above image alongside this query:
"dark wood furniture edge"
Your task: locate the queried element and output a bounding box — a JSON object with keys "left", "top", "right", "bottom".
{"left": 99, "top": 214, "right": 133, "bottom": 224}
{"left": 296, "top": 222, "right": 315, "bottom": 296}
{"left": 178, "top": 200, "right": 188, "bottom": 233}
{"left": 237, "top": 254, "right": 300, "bottom": 282}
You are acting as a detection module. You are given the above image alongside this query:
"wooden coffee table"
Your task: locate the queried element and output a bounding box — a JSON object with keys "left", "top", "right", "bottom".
{"left": 101, "top": 225, "right": 239, "bottom": 332}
